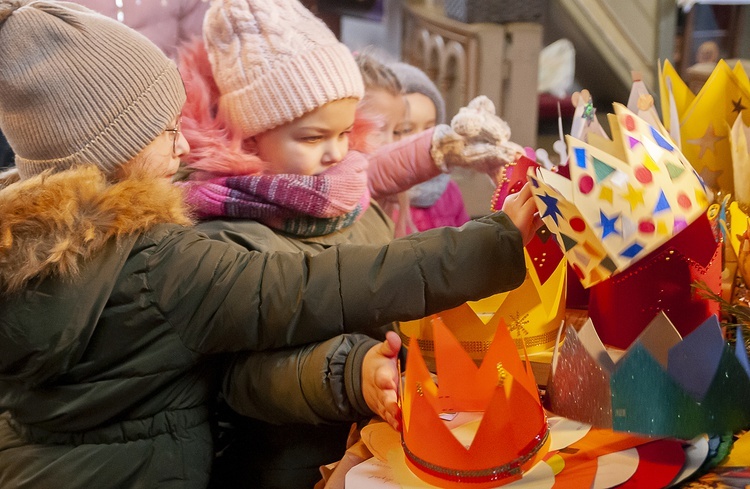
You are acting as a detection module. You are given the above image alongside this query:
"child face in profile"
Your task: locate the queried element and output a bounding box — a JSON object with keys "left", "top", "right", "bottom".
{"left": 393, "top": 92, "right": 437, "bottom": 141}
{"left": 253, "top": 98, "right": 358, "bottom": 176}
{"left": 359, "top": 88, "right": 407, "bottom": 148}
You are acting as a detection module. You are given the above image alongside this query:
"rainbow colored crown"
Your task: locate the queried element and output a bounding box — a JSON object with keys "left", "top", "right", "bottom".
{"left": 401, "top": 316, "right": 550, "bottom": 488}
{"left": 659, "top": 59, "right": 750, "bottom": 196}
{"left": 546, "top": 312, "right": 750, "bottom": 439}
{"left": 528, "top": 103, "right": 709, "bottom": 287}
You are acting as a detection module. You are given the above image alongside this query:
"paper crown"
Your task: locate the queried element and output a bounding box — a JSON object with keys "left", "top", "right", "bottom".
{"left": 399, "top": 232, "right": 567, "bottom": 369}
{"left": 731, "top": 113, "right": 750, "bottom": 210}
{"left": 546, "top": 312, "right": 750, "bottom": 440}
{"left": 587, "top": 211, "right": 721, "bottom": 348}
{"left": 528, "top": 103, "right": 709, "bottom": 288}
{"left": 659, "top": 59, "right": 750, "bottom": 196}
{"left": 400, "top": 316, "right": 550, "bottom": 488}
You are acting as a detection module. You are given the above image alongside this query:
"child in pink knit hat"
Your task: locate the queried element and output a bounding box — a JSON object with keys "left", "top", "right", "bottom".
{"left": 175, "top": 0, "right": 533, "bottom": 486}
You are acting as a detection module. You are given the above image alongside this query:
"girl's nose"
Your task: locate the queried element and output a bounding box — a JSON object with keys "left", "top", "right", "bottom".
{"left": 323, "top": 141, "right": 344, "bottom": 165}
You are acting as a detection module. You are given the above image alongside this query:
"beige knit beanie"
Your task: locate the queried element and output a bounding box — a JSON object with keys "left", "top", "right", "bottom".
{"left": 0, "top": 0, "right": 186, "bottom": 180}
{"left": 204, "top": 0, "right": 365, "bottom": 139}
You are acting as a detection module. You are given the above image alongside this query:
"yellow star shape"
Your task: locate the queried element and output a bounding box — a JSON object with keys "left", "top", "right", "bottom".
{"left": 508, "top": 311, "right": 529, "bottom": 337}
{"left": 687, "top": 123, "right": 726, "bottom": 159}
{"left": 621, "top": 183, "right": 645, "bottom": 211}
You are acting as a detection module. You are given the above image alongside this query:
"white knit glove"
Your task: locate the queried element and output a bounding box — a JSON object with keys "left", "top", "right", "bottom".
{"left": 430, "top": 96, "right": 524, "bottom": 180}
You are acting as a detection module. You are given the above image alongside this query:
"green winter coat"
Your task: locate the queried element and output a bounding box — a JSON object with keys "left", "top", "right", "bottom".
{"left": 0, "top": 166, "right": 526, "bottom": 488}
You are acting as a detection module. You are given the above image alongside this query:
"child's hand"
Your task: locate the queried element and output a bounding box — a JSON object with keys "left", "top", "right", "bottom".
{"left": 361, "top": 331, "right": 402, "bottom": 431}
{"left": 501, "top": 182, "right": 543, "bottom": 246}
{"left": 430, "top": 96, "right": 524, "bottom": 180}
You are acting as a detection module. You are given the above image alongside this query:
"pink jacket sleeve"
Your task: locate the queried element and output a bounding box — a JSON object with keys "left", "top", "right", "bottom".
{"left": 366, "top": 129, "right": 442, "bottom": 199}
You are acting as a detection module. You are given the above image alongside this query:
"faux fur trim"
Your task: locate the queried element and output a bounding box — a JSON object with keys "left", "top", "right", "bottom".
{"left": 177, "top": 39, "right": 377, "bottom": 178}
{"left": 0, "top": 166, "right": 193, "bottom": 295}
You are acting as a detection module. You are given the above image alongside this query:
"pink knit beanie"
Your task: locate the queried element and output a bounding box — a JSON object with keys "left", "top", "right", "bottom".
{"left": 203, "top": 0, "right": 365, "bottom": 139}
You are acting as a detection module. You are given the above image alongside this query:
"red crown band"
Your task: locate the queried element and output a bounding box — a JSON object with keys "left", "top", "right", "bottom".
{"left": 401, "top": 420, "right": 550, "bottom": 483}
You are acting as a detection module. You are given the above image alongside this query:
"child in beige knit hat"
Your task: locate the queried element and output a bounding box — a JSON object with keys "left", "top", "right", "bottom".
{"left": 175, "top": 0, "right": 534, "bottom": 487}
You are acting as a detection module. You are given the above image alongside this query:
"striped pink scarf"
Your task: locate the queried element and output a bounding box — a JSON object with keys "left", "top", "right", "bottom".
{"left": 182, "top": 152, "right": 371, "bottom": 237}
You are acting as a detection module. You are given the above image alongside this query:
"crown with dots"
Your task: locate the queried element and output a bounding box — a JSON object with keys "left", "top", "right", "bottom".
{"left": 527, "top": 103, "right": 709, "bottom": 288}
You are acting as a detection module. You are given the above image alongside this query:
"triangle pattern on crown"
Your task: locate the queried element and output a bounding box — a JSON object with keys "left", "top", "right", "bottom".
{"left": 528, "top": 103, "right": 709, "bottom": 287}
{"left": 401, "top": 317, "right": 550, "bottom": 488}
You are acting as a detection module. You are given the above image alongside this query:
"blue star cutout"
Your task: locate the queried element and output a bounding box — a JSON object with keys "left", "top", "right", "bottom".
{"left": 598, "top": 210, "right": 620, "bottom": 239}
{"left": 538, "top": 192, "right": 563, "bottom": 225}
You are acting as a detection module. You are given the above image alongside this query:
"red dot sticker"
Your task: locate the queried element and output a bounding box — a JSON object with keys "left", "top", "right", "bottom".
{"left": 579, "top": 175, "right": 594, "bottom": 194}
{"left": 570, "top": 216, "right": 586, "bottom": 232}
{"left": 639, "top": 220, "right": 655, "bottom": 234}
{"left": 635, "top": 166, "right": 652, "bottom": 184}
{"left": 677, "top": 192, "right": 692, "bottom": 209}
{"left": 624, "top": 115, "right": 636, "bottom": 131}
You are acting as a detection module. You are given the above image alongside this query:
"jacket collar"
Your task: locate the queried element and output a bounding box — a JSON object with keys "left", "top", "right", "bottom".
{"left": 0, "top": 165, "right": 192, "bottom": 295}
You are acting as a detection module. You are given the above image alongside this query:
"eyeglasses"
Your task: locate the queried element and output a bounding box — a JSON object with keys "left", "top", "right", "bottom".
{"left": 164, "top": 118, "right": 181, "bottom": 154}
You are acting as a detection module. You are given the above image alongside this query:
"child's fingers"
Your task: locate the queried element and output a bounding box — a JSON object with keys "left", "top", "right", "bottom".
{"left": 381, "top": 331, "right": 401, "bottom": 357}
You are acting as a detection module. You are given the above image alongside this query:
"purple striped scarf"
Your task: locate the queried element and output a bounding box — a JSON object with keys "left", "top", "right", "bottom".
{"left": 182, "top": 152, "right": 371, "bottom": 237}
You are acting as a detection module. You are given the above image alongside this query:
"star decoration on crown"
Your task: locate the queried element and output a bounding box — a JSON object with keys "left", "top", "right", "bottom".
{"left": 687, "top": 123, "right": 727, "bottom": 159}
{"left": 659, "top": 59, "right": 750, "bottom": 196}
{"left": 508, "top": 311, "right": 530, "bottom": 337}
{"left": 732, "top": 97, "right": 747, "bottom": 114}
{"left": 527, "top": 103, "right": 707, "bottom": 287}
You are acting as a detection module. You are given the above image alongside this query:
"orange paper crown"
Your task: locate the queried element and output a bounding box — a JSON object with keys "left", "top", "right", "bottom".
{"left": 400, "top": 317, "right": 550, "bottom": 488}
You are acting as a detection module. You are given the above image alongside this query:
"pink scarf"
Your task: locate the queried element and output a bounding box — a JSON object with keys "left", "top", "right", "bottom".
{"left": 182, "top": 152, "right": 371, "bottom": 237}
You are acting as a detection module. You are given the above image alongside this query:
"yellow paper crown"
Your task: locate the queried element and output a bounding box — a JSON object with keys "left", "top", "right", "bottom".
{"left": 659, "top": 59, "right": 750, "bottom": 196}
{"left": 528, "top": 103, "right": 709, "bottom": 287}
{"left": 731, "top": 114, "right": 750, "bottom": 210}
{"left": 399, "top": 243, "right": 566, "bottom": 371}
{"left": 401, "top": 316, "right": 550, "bottom": 488}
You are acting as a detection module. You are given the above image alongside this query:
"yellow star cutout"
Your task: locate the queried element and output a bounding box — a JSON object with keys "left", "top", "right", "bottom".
{"left": 621, "top": 183, "right": 645, "bottom": 211}
{"left": 687, "top": 123, "right": 726, "bottom": 159}
{"left": 599, "top": 185, "right": 614, "bottom": 204}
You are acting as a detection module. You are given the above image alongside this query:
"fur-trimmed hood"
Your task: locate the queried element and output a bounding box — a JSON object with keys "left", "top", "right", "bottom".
{"left": 0, "top": 166, "right": 192, "bottom": 295}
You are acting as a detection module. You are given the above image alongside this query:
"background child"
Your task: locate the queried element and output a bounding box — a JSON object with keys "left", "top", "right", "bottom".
{"left": 176, "top": 0, "right": 536, "bottom": 487}
{"left": 389, "top": 61, "right": 471, "bottom": 236}
{"left": 354, "top": 49, "right": 407, "bottom": 149}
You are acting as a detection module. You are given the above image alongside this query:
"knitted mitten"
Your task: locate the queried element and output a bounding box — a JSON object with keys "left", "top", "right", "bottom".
{"left": 430, "top": 96, "right": 524, "bottom": 180}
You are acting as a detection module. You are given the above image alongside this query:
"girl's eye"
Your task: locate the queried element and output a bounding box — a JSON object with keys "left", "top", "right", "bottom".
{"left": 338, "top": 130, "right": 351, "bottom": 139}
{"left": 301, "top": 136, "right": 322, "bottom": 143}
